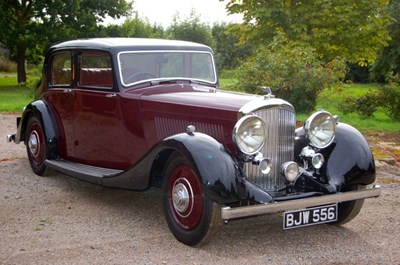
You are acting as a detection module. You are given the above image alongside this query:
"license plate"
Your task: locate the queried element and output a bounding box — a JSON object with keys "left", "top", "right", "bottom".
{"left": 283, "top": 204, "right": 338, "bottom": 230}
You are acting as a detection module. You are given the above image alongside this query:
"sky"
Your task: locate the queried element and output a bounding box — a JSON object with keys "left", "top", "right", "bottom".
{"left": 132, "top": 0, "right": 243, "bottom": 28}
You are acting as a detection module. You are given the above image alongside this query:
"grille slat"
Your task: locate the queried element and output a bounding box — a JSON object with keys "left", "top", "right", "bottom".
{"left": 245, "top": 107, "right": 296, "bottom": 191}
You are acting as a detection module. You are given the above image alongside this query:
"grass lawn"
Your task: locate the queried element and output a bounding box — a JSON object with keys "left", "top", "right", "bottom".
{"left": 314, "top": 83, "right": 399, "bottom": 132}
{"left": 0, "top": 76, "right": 33, "bottom": 112}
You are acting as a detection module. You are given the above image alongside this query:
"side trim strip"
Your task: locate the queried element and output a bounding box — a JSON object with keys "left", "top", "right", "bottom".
{"left": 221, "top": 185, "right": 381, "bottom": 220}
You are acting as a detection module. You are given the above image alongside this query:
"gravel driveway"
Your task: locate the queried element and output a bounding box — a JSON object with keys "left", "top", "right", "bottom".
{"left": 1, "top": 113, "right": 399, "bottom": 265}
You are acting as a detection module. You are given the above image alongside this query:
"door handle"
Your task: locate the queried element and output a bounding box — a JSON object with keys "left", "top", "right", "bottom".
{"left": 106, "top": 93, "right": 117, "bottom": 98}
{"left": 63, "top": 89, "right": 72, "bottom": 93}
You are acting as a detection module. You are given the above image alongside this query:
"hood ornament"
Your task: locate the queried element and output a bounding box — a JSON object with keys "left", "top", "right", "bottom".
{"left": 260, "top": 86, "right": 275, "bottom": 99}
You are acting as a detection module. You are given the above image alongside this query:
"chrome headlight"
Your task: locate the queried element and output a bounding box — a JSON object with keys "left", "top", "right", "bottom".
{"left": 281, "top": 161, "right": 300, "bottom": 182}
{"left": 304, "top": 110, "right": 336, "bottom": 148}
{"left": 233, "top": 115, "right": 266, "bottom": 155}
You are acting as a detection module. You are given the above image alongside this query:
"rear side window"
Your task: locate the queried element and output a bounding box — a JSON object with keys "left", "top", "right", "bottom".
{"left": 78, "top": 52, "right": 114, "bottom": 89}
{"left": 49, "top": 52, "right": 72, "bottom": 87}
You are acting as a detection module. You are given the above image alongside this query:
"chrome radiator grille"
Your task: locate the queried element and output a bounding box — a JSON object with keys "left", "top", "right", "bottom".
{"left": 244, "top": 106, "right": 296, "bottom": 191}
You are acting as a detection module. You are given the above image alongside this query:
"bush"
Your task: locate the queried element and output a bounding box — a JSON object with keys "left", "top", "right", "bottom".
{"left": 339, "top": 76, "right": 400, "bottom": 120}
{"left": 380, "top": 84, "right": 400, "bottom": 120}
{"left": 234, "top": 35, "right": 346, "bottom": 113}
{"left": 0, "top": 58, "right": 17, "bottom": 72}
{"left": 339, "top": 90, "right": 380, "bottom": 119}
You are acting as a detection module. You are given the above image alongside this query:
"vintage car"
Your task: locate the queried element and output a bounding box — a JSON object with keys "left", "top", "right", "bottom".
{"left": 8, "top": 38, "right": 380, "bottom": 246}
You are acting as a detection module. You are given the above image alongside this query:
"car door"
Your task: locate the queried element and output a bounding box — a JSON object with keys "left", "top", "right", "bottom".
{"left": 72, "top": 51, "right": 130, "bottom": 169}
{"left": 42, "top": 51, "right": 75, "bottom": 159}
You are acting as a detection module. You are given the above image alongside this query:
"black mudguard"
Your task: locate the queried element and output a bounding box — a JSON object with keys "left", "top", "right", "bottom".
{"left": 105, "top": 132, "right": 274, "bottom": 204}
{"left": 16, "top": 100, "right": 59, "bottom": 158}
{"left": 164, "top": 133, "right": 274, "bottom": 204}
{"left": 295, "top": 123, "right": 376, "bottom": 191}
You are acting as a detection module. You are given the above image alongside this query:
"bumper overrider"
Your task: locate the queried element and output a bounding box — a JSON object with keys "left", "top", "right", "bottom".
{"left": 221, "top": 185, "right": 381, "bottom": 220}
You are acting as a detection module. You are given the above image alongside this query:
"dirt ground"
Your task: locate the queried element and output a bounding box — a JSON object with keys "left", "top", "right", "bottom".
{"left": 1, "top": 113, "right": 399, "bottom": 265}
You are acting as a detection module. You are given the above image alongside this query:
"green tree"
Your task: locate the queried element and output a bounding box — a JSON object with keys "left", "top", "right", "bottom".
{"left": 167, "top": 11, "right": 214, "bottom": 48}
{"left": 235, "top": 35, "right": 346, "bottom": 113}
{"left": 99, "top": 14, "right": 165, "bottom": 38}
{"left": 211, "top": 23, "right": 253, "bottom": 71}
{"left": 0, "top": 0, "right": 131, "bottom": 84}
{"left": 371, "top": 0, "right": 400, "bottom": 82}
{"left": 225, "top": 0, "right": 391, "bottom": 64}
{"left": 118, "top": 14, "right": 165, "bottom": 38}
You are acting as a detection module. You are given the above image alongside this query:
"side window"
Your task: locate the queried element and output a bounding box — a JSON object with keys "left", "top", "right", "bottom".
{"left": 79, "top": 52, "right": 114, "bottom": 89}
{"left": 50, "top": 52, "right": 72, "bottom": 87}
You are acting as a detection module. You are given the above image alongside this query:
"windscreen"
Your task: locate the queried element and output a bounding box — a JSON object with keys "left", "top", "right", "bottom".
{"left": 118, "top": 51, "right": 217, "bottom": 86}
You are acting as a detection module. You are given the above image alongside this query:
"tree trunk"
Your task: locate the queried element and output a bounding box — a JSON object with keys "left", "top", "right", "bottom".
{"left": 17, "top": 44, "right": 27, "bottom": 84}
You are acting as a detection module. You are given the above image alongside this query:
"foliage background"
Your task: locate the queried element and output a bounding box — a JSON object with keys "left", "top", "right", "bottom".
{"left": 0, "top": 0, "right": 399, "bottom": 124}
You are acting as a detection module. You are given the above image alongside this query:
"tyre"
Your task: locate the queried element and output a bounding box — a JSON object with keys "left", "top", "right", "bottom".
{"left": 332, "top": 185, "right": 366, "bottom": 225}
{"left": 26, "top": 116, "right": 49, "bottom": 176}
{"left": 162, "top": 153, "right": 221, "bottom": 246}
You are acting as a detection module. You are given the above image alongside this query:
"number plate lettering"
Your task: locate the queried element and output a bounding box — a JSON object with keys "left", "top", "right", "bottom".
{"left": 283, "top": 204, "right": 338, "bottom": 230}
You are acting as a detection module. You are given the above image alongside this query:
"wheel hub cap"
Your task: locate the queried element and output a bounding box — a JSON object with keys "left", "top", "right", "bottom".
{"left": 28, "top": 131, "right": 39, "bottom": 157}
{"left": 172, "top": 179, "right": 193, "bottom": 217}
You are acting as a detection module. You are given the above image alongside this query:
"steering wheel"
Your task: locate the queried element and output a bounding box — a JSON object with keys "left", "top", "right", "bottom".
{"left": 125, "top": 71, "right": 156, "bottom": 84}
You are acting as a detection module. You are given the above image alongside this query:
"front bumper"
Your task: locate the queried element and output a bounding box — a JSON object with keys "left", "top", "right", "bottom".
{"left": 221, "top": 185, "right": 381, "bottom": 220}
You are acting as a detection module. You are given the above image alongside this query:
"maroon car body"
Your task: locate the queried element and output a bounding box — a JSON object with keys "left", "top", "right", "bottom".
{"left": 8, "top": 38, "right": 381, "bottom": 246}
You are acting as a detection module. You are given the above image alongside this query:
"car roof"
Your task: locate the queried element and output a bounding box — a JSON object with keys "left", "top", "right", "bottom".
{"left": 51, "top": 38, "right": 213, "bottom": 52}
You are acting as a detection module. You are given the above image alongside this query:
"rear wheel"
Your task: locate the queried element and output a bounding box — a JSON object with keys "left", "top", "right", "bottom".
{"left": 332, "top": 185, "right": 366, "bottom": 225}
{"left": 26, "top": 116, "right": 49, "bottom": 176}
{"left": 162, "top": 153, "right": 221, "bottom": 246}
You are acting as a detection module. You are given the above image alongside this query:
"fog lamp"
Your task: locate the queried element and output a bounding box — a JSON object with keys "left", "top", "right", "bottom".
{"left": 311, "top": 153, "right": 324, "bottom": 169}
{"left": 281, "top": 161, "right": 299, "bottom": 182}
{"left": 259, "top": 158, "right": 272, "bottom": 175}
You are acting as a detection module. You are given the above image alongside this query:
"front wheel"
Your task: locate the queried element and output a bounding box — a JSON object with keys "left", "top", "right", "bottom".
{"left": 162, "top": 153, "right": 221, "bottom": 246}
{"left": 26, "top": 116, "right": 49, "bottom": 176}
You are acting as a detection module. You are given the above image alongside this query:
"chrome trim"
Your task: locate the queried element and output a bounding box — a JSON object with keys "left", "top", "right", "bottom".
{"left": 304, "top": 110, "right": 336, "bottom": 149}
{"left": 221, "top": 185, "right": 381, "bottom": 220}
{"left": 233, "top": 115, "right": 266, "bottom": 155}
{"left": 244, "top": 106, "right": 296, "bottom": 191}
{"left": 239, "top": 97, "right": 293, "bottom": 115}
{"left": 28, "top": 131, "right": 40, "bottom": 156}
{"left": 117, "top": 50, "right": 218, "bottom": 87}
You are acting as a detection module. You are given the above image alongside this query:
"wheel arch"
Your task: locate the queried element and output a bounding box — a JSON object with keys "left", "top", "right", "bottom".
{"left": 152, "top": 132, "right": 245, "bottom": 204}
{"left": 17, "top": 100, "right": 59, "bottom": 159}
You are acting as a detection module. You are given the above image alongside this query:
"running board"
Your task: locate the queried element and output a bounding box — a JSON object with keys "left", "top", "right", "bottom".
{"left": 45, "top": 159, "right": 123, "bottom": 184}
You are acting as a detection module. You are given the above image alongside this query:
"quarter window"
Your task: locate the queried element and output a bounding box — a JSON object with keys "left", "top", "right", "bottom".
{"left": 50, "top": 52, "right": 72, "bottom": 87}
{"left": 79, "top": 52, "right": 114, "bottom": 89}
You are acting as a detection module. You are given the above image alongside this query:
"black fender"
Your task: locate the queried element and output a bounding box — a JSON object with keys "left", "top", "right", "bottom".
{"left": 163, "top": 132, "right": 274, "bottom": 204}
{"left": 16, "top": 100, "right": 59, "bottom": 158}
{"left": 104, "top": 131, "right": 274, "bottom": 204}
{"left": 295, "top": 123, "right": 375, "bottom": 191}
